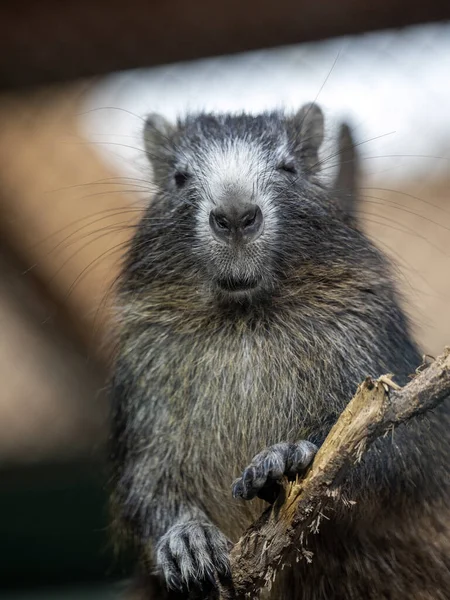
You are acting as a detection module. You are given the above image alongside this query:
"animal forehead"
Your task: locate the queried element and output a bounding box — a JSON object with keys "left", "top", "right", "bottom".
{"left": 209, "top": 137, "right": 268, "bottom": 165}
{"left": 184, "top": 112, "right": 285, "bottom": 137}
{"left": 176, "top": 115, "right": 290, "bottom": 176}
{"left": 187, "top": 139, "right": 288, "bottom": 193}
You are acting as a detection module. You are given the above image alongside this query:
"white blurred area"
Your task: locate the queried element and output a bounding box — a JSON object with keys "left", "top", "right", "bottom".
{"left": 81, "top": 21, "right": 450, "bottom": 187}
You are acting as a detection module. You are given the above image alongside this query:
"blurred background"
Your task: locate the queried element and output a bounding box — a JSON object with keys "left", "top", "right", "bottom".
{"left": 0, "top": 3, "right": 450, "bottom": 599}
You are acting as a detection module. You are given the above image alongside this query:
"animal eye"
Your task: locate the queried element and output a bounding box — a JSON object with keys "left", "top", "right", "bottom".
{"left": 174, "top": 171, "right": 190, "bottom": 188}
{"left": 278, "top": 163, "right": 297, "bottom": 175}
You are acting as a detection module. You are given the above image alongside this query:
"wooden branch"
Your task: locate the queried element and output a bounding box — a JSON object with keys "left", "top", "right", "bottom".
{"left": 228, "top": 348, "right": 450, "bottom": 599}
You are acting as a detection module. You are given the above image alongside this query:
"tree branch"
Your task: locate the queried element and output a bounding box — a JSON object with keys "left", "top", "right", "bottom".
{"left": 228, "top": 348, "right": 450, "bottom": 598}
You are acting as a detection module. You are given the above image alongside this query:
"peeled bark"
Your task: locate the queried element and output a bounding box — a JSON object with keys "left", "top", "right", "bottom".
{"left": 227, "top": 348, "right": 450, "bottom": 599}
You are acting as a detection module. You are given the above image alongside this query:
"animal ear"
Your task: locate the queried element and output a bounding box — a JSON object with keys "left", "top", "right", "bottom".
{"left": 291, "top": 103, "right": 324, "bottom": 174}
{"left": 143, "top": 113, "right": 175, "bottom": 160}
{"left": 332, "top": 122, "right": 359, "bottom": 226}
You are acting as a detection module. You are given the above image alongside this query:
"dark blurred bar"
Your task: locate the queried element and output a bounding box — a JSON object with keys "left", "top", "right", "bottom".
{"left": 0, "top": 0, "right": 450, "bottom": 89}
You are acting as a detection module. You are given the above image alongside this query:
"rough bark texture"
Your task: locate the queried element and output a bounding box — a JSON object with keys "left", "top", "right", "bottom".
{"left": 228, "top": 348, "right": 450, "bottom": 599}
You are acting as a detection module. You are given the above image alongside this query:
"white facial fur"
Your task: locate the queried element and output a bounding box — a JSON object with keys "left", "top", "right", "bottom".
{"left": 193, "top": 137, "right": 286, "bottom": 245}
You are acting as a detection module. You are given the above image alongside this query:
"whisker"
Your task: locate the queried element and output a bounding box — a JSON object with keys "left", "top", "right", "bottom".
{"left": 361, "top": 186, "right": 450, "bottom": 217}
{"left": 360, "top": 195, "right": 450, "bottom": 234}
{"left": 77, "top": 106, "right": 146, "bottom": 123}
{"left": 357, "top": 211, "right": 448, "bottom": 256}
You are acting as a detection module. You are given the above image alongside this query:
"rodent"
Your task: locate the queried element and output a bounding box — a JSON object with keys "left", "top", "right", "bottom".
{"left": 109, "top": 104, "right": 450, "bottom": 600}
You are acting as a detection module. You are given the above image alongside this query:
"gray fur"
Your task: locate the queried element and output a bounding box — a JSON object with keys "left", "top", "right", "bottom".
{"left": 156, "top": 520, "right": 231, "bottom": 591}
{"left": 110, "top": 105, "right": 450, "bottom": 600}
{"left": 289, "top": 102, "right": 324, "bottom": 173}
{"left": 232, "top": 441, "right": 318, "bottom": 501}
{"left": 333, "top": 122, "right": 359, "bottom": 224}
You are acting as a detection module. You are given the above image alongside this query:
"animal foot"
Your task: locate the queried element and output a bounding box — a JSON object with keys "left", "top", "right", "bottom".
{"left": 156, "top": 520, "right": 231, "bottom": 597}
{"left": 232, "top": 440, "right": 317, "bottom": 503}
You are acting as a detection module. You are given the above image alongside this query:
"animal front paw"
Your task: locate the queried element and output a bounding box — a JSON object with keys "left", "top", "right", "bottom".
{"left": 232, "top": 440, "right": 318, "bottom": 502}
{"left": 156, "top": 520, "right": 231, "bottom": 596}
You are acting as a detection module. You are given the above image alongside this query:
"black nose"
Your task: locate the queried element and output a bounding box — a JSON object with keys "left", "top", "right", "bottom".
{"left": 209, "top": 205, "right": 264, "bottom": 244}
